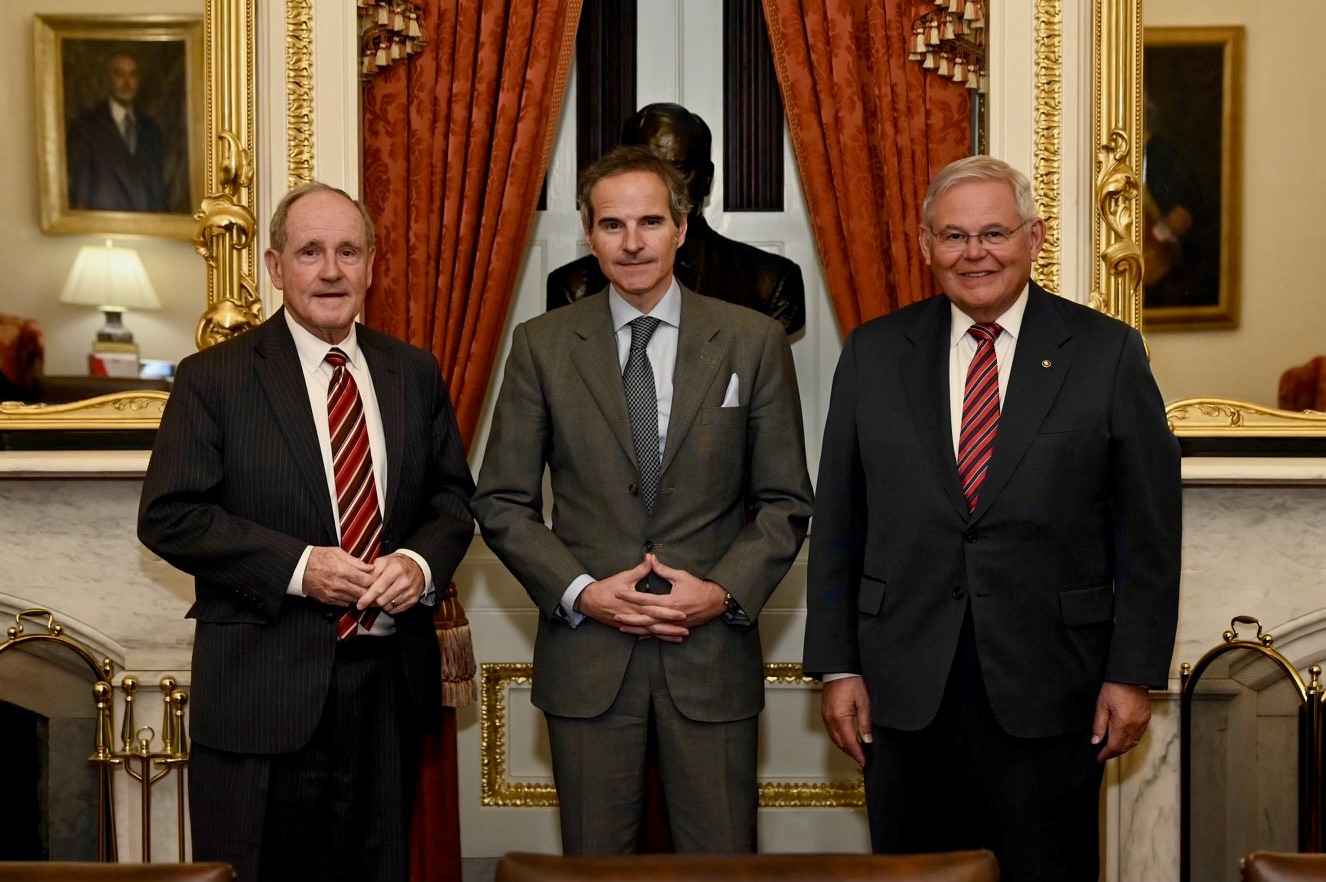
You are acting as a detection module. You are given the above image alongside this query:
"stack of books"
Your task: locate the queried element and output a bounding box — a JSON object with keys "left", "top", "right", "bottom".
{"left": 88, "top": 341, "right": 139, "bottom": 378}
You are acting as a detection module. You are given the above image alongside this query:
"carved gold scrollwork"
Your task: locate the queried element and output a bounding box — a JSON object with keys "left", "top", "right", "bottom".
{"left": 286, "top": 0, "right": 315, "bottom": 188}
{"left": 1166, "top": 398, "right": 1326, "bottom": 437}
{"left": 1091, "top": 128, "right": 1144, "bottom": 322}
{"left": 197, "top": 0, "right": 260, "bottom": 349}
{"left": 1032, "top": 0, "right": 1062, "bottom": 293}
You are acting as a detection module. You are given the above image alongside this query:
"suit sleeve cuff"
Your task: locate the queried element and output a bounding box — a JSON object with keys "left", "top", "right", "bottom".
{"left": 558, "top": 574, "right": 594, "bottom": 628}
{"left": 395, "top": 549, "right": 436, "bottom": 605}
{"left": 286, "top": 546, "right": 314, "bottom": 596}
{"left": 821, "top": 673, "right": 862, "bottom": 682}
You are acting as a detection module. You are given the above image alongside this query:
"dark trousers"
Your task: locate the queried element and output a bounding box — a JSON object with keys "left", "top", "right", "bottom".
{"left": 190, "top": 643, "right": 419, "bottom": 882}
{"left": 865, "top": 609, "right": 1104, "bottom": 882}
{"left": 544, "top": 639, "right": 758, "bottom": 855}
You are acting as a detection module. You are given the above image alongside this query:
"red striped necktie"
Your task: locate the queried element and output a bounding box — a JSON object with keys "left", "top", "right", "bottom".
{"left": 325, "top": 347, "right": 384, "bottom": 640}
{"left": 957, "top": 323, "right": 1003, "bottom": 513}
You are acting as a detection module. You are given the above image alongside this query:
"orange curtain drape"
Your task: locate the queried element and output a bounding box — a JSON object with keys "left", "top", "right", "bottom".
{"left": 362, "top": 3, "right": 580, "bottom": 882}
{"left": 364, "top": 0, "right": 580, "bottom": 449}
{"left": 762, "top": 0, "right": 971, "bottom": 334}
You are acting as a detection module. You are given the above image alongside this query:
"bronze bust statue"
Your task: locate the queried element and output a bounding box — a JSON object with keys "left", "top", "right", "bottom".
{"left": 546, "top": 103, "right": 806, "bottom": 335}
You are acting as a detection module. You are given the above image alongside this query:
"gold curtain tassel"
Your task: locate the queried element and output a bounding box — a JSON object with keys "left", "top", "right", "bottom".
{"left": 922, "top": 51, "right": 936, "bottom": 69}
{"left": 435, "top": 582, "right": 478, "bottom": 708}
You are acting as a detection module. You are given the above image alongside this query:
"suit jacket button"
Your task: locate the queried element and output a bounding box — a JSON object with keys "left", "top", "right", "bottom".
{"left": 323, "top": 612, "right": 335, "bottom": 623}
{"left": 952, "top": 586, "right": 966, "bottom": 599}
{"left": 629, "top": 483, "right": 638, "bottom": 496}
{"left": 964, "top": 529, "right": 978, "bottom": 543}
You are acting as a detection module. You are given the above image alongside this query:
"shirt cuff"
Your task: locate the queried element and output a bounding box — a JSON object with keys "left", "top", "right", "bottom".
{"left": 558, "top": 574, "right": 594, "bottom": 628}
{"left": 822, "top": 673, "right": 863, "bottom": 682}
{"left": 394, "top": 549, "right": 436, "bottom": 605}
{"left": 286, "top": 546, "right": 314, "bottom": 596}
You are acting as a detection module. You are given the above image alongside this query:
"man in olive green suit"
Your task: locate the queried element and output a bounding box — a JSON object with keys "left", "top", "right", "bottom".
{"left": 473, "top": 147, "right": 813, "bottom": 855}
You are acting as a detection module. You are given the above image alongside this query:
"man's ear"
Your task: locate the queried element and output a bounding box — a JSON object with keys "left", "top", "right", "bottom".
{"left": 262, "top": 248, "right": 283, "bottom": 288}
{"left": 918, "top": 230, "right": 933, "bottom": 267}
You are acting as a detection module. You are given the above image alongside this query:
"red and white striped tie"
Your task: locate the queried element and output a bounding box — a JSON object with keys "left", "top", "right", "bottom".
{"left": 957, "top": 323, "right": 1003, "bottom": 512}
{"left": 325, "top": 347, "right": 384, "bottom": 639}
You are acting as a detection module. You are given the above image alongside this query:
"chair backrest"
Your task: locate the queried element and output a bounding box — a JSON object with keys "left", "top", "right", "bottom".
{"left": 1243, "top": 851, "right": 1326, "bottom": 882}
{"left": 495, "top": 851, "right": 999, "bottom": 882}
{"left": 0, "top": 865, "right": 234, "bottom": 882}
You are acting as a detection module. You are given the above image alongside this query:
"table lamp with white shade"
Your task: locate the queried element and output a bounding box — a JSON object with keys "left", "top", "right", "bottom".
{"left": 59, "top": 239, "right": 162, "bottom": 352}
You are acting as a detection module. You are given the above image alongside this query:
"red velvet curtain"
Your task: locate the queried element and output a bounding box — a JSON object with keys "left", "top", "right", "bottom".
{"left": 364, "top": 0, "right": 580, "bottom": 449}
{"left": 762, "top": 0, "right": 971, "bottom": 334}
{"left": 362, "top": 3, "right": 580, "bottom": 881}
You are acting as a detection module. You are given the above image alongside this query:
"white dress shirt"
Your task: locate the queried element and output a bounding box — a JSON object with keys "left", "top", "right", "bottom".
{"left": 824, "top": 285, "right": 1028, "bottom": 683}
{"left": 282, "top": 311, "right": 435, "bottom": 635}
{"left": 558, "top": 279, "right": 683, "bottom": 626}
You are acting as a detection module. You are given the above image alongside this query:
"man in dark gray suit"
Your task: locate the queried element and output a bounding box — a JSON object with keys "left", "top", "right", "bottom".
{"left": 139, "top": 183, "right": 474, "bottom": 882}
{"left": 474, "top": 147, "right": 813, "bottom": 854}
{"left": 66, "top": 51, "right": 173, "bottom": 213}
{"left": 803, "top": 156, "right": 1181, "bottom": 882}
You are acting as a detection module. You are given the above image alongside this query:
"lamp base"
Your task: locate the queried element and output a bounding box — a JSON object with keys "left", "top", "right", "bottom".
{"left": 96, "top": 307, "right": 135, "bottom": 345}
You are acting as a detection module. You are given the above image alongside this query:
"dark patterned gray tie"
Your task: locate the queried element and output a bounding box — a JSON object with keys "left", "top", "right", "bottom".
{"left": 122, "top": 112, "right": 137, "bottom": 154}
{"left": 624, "top": 316, "right": 662, "bottom": 513}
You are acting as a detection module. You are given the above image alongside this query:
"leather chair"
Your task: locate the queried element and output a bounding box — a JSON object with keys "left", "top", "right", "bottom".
{"left": 1243, "top": 852, "right": 1326, "bottom": 882}
{"left": 0, "top": 865, "right": 233, "bottom": 882}
{"left": 495, "top": 851, "right": 999, "bottom": 882}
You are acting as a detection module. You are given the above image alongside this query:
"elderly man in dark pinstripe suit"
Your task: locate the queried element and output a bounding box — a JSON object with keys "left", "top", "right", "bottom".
{"left": 139, "top": 182, "right": 475, "bottom": 882}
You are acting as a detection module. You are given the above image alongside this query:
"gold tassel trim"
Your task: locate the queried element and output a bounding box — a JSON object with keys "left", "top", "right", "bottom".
{"left": 434, "top": 581, "right": 478, "bottom": 708}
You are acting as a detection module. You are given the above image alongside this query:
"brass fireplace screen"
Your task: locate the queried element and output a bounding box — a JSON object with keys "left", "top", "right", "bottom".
{"left": 1182, "top": 615, "right": 1325, "bottom": 882}
{"left": 0, "top": 608, "right": 189, "bottom": 862}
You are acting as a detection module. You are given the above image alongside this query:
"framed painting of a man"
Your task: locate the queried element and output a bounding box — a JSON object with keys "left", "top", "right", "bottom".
{"left": 1142, "top": 26, "right": 1244, "bottom": 330}
{"left": 34, "top": 15, "right": 203, "bottom": 239}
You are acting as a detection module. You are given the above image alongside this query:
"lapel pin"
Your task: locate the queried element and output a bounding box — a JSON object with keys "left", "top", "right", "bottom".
{"left": 1041, "top": 359, "right": 1052, "bottom": 368}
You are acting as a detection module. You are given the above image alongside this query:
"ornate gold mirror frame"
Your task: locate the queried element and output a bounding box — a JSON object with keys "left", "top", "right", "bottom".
{"left": 0, "top": 0, "right": 261, "bottom": 436}
{"left": 1086, "top": 0, "right": 1326, "bottom": 446}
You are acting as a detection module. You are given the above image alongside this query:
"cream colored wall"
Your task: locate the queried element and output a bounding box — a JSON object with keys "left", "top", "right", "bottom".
{"left": 1144, "top": 0, "right": 1326, "bottom": 405}
{"left": 0, "top": 1, "right": 202, "bottom": 378}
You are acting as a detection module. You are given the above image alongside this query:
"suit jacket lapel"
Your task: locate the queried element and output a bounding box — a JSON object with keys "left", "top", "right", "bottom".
{"left": 661, "top": 288, "right": 723, "bottom": 474}
{"left": 899, "top": 297, "right": 969, "bottom": 518}
{"left": 971, "top": 284, "right": 1072, "bottom": 520}
{"left": 253, "top": 310, "right": 339, "bottom": 541}
{"left": 570, "top": 295, "right": 639, "bottom": 467}
{"left": 359, "top": 331, "right": 405, "bottom": 526}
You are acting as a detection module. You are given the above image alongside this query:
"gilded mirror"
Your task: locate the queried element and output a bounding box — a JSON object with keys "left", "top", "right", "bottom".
{"left": 0, "top": 0, "right": 261, "bottom": 445}
{"left": 1085, "top": 0, "right": 1326, "bottom": 450}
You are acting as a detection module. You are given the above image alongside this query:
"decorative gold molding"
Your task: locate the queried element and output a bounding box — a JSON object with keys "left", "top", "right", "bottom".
{"left": 1032, "top": 0, "right": 1062, "bottom": 294}
{"left": 1167, "top": 399, "right": 1326, "bottom": 438}
{"left": 1090, "top": 0, "right": 1143, "bottom": 330}
{"left": 0, "top": 392, "right": 168, "bottom": 430}
{"left": 479, "top": 662, "right": 864, "bottom": 809}
{"left": 286, "top": 0, "right": 315, "bottom": 189}
{"left": 196, "top": 0, "right": 262, "bottom": 350}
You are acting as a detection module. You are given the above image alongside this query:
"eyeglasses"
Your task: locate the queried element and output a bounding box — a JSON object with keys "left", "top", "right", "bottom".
{"left": 925, "top": 219, "right": 1032, "bottom": 252}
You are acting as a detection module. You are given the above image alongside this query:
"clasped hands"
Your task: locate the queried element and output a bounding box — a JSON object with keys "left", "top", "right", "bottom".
{"left": 577, "top": 553, "right": 727, "bottom": 643}
{"left": 302, "top": 546, "right": 424, "bottom": 613}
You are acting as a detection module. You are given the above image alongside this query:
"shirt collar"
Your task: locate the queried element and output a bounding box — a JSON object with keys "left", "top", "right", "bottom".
{"left": 608, "top": 277, "right": 682, "bottom": 334}
{"left": 949, "top": 284, "right": 1030, "bottom": 349}
{"left": 284, "top": 309, "right": 361, "bottom": 374}
{"left": 108, "top": 100, "right": 132, "bottom": 125}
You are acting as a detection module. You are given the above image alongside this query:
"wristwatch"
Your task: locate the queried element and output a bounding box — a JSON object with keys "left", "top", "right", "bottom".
{"left": 723, "top": 591, "right": 739, "bottom": 616}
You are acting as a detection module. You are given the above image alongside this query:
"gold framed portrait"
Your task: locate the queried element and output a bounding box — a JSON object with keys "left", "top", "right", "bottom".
{"left": 34, "top": 14, "right": 204, "bottom": 240}
{"left": 1141, "top": 26, "right": 1244, "bottom": 331}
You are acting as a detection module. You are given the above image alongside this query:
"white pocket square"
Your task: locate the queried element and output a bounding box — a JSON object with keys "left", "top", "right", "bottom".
{"left": 721, "top": 373, "right": 740, "bottom": 407}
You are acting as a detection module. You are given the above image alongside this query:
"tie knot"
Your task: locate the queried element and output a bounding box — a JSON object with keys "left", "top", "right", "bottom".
{"left": 629, "top": 317, "right": 661, "bottom": 352}
{"left": 967, "top": 323, "right": 1002, "bottom": 346}
{"left": 325, "top": 347, "right": 349, "bottom": 369}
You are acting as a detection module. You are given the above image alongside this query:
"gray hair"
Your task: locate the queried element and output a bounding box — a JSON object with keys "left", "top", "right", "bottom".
{"left": 577, "top": 146, "right": 691, "bottom": 232}
{"left": 922, "top": 156, "right": 1038, "bottom": 228}
{"left": 269, "top": 181, "right": 376, "bottom": 252}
